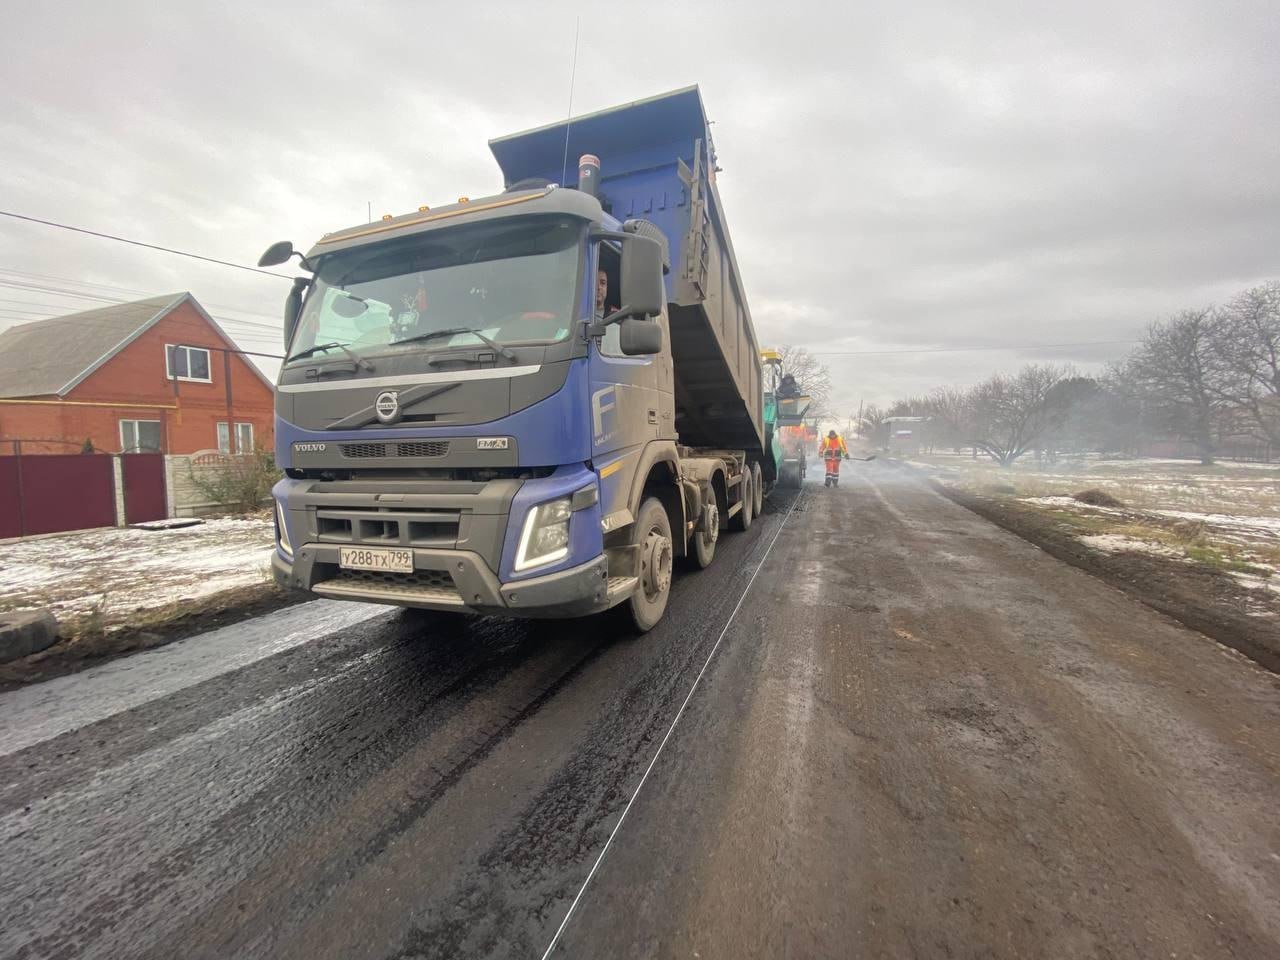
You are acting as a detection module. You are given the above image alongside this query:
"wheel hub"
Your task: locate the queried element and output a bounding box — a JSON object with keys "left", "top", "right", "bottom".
{"left": 702, "top": 503, "right": 719, "bottom": 544}
{"left": 641, "top": 529, "right": 673, "bottom": 598}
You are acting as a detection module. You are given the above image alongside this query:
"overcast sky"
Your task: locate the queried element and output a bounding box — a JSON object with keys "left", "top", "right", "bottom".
{"left": 2, "top": 0, "right": 1277, "bottom": 411}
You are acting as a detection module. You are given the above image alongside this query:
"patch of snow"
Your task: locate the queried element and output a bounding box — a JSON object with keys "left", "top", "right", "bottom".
{"left": 0, "top": 516, "right": 274, "bottom": 621}
{"left": 1230, "top": 571, "right": 1280, "bottom": 596}
{"left": 1022, "top": 496, "right": 1128, "bottom": 515}
{"left": 1151, "top": 510, "right": 1280, "bottom": 536}
{"left": 1079, "top": 534, "right": 1182, "bottom": 557}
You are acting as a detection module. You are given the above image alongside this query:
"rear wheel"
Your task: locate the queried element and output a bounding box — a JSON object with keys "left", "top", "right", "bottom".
{"left": 688, "top": 500, "right": 719, "bottom": 569}
{"left": 620, "top": 496, "right": 673, "bottom": 633}
{"left": 730, "top": 472, "right": 754, "bottom": 531}
{"left": 751, "top": 461, "right": 764, "bottom": 515}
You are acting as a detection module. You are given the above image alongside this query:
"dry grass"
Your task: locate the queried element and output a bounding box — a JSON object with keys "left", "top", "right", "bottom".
{"left": 915, "top": 454, "right": 1280, "bottom": 515}
{"left": 913, "top": 454, "right": 1280, "bottom": 583}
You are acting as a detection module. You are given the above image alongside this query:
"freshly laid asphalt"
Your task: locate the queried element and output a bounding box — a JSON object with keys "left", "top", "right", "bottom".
{"left": 2, "top": 463, "right": 1277, "bottom": 959}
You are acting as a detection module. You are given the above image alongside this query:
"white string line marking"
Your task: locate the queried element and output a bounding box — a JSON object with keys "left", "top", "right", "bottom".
{"left": 539, "top": 490, "right": 803, "bottom": 958}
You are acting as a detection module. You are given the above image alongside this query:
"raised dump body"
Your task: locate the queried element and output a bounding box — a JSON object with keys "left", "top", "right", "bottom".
{"left": 489, "top": 86, "right": 764, "bottom": 454}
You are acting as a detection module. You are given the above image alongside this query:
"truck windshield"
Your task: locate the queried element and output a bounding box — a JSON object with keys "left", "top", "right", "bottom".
{"left": 287, "top": 216, "right": 582, "bottom": 364}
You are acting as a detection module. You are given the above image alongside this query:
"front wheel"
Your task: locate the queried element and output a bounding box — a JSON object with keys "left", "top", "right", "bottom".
{"left": 620, "top": 496, "right": 674, "bottom": 633}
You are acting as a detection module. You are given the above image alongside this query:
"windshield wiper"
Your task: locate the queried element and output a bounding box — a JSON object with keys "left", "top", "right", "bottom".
{"left": 286, "top": 341, "right": 373, "bottom": 370}
{"left": 392, "top": 327, "right": 517, "bottom": 362}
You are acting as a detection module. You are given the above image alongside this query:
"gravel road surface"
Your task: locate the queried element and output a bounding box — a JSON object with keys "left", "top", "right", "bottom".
{"left": 2, "top": 465, "right": 1277, "bottom": 959}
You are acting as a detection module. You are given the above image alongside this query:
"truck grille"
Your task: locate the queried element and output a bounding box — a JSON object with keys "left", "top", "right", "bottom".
{"left": 396, "top": 441, "right": 450, "bottom": 458}
{"left": 340, "top": 441, "right": 450, "bottom": 459}
{"left": 333, "top": 568, "right": 454, "bottom": 590}
{"left": 313, "top": 568, "right": 463, "bottom": 606}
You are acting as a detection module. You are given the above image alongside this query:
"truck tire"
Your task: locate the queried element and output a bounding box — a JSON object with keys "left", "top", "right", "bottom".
{"left": 620, "top": 496, "right": 674, "bottom": 633}
{"left": 752, "top": 461, "right": 764, "bottom": 515}
{"left": 688, "top": 500, "right": 719, "bottom": 569}
{"left": 730, "top": 472, "right": 753, "bottom": 531}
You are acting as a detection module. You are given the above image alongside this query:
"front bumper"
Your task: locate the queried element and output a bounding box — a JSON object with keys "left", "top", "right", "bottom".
{"left": 273, "top": 545, "right": 612, "bottom": 619}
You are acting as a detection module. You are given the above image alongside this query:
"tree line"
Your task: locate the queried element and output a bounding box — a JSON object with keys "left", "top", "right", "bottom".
{"left": 858, "top": 280, "right": 1280, "bottom": 466}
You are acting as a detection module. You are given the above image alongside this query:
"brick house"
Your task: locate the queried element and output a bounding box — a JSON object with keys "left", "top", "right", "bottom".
{"left": 0, "top": 293, "right": 276, "bottom": 455}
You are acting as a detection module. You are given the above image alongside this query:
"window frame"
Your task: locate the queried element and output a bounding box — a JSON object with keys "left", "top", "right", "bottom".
{"left": 593, "top": 242, "right": 629, "bottom": 359}
{"left": 217, "top": 421, "right": 255, "bottom": 454}
{"left": 165, "top": 343, "right": 213, "bottom": 383}
{"left": 119, "top": 418, "right": 162, "bottom": 453}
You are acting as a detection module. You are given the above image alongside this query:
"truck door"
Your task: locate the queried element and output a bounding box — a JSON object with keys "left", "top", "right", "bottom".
{"left": 589, "top": 243, "right": 671, "bottom": 524}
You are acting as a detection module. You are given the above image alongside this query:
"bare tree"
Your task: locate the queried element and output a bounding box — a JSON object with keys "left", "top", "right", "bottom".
{"left": 953, "top": 364, "right": 1077, "bottom": 466}
{"left": 924, "top": 386, "right": 976, "bottom": 452}
{"left": 1126, "top": 308, "right": 1226, "bottom": 464}
{"left": 857, "top": 403, "right": 888, "bottom": 441}
{"left": 1212, "top": 281, "right": 1280, "bottom": 445}
{"left": 777, "top": 344, "right": 832, "bottom": 415}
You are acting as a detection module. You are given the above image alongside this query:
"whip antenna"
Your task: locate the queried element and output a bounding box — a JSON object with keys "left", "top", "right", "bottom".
{"left": 560, "top": 17, "right": 581, "bottom": 187}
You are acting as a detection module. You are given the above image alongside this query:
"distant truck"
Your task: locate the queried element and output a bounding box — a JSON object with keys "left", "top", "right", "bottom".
{"left": 263, "top": 87, "right": 777, "bottom": 631}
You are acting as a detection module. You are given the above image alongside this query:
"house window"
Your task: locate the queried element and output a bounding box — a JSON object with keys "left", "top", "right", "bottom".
{"left": 217, "top": 421, "right": 255, "bottom": 454}
{"left": 166, "top": 344, "right": 212, "bottom": 382}
{"left": 120, "top": 419, "right": 162, "bottom": 453}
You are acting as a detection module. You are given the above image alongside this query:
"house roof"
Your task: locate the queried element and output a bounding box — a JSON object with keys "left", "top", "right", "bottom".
{"left": 0, "top": 292, "right": 274, "bottom": 398}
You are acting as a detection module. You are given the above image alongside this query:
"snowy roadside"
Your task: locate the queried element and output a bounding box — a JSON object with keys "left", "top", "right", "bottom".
{"left": 908, "top": 455, "right": 1280, "bottom": 580}
{"left": 905, "top": 454, "right": 1280, "bottom": 671}
{"left": 1, "top": 516, "right": 276, "bottom": 635}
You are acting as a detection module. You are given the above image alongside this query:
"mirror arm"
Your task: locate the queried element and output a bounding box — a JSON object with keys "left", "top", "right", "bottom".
{"left": 587, "top": 304, "right": 634, "bottom": 338}
{"left": 588, "top": 229, "right": 630, "bottom": 244}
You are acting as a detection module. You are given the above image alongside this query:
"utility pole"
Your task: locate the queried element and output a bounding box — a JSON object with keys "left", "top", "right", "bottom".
{"left": 224, "top": 350, "right": 234, "bottom": 452}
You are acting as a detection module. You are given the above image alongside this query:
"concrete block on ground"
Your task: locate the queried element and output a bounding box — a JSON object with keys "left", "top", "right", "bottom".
{"left": 0, "top": 609, "right": 59, "bottom": 663}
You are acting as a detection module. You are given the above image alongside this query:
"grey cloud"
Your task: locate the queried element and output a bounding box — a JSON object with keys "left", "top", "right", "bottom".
{"left": 1, "top": 0, "right": 1277, "bottom": 409}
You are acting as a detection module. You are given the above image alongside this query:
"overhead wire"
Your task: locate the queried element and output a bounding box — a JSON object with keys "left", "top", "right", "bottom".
{"left": 0, "top": 273, "right": 287, "bottom": 324}
{"left": 0, "top": 280, "right": 285, "bottom": 337}
{"left": 0, "top": 210, "right": 294, "bottom": 280}
{"left": 0, "top": 215, "right": 1142, "bottom": 360}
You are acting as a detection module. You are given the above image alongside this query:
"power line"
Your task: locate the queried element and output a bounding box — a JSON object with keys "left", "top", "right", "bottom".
{"left": 0, "top": 282, "right": 285, "bottom": 336}
{"left": 0, "top": 268, "right": 287, "bottom": 322}
{"left": 0, "top": 210, "right": 294, "bottom": 280}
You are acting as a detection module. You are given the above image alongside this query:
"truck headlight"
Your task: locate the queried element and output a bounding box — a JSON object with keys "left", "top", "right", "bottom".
{"left": 515, "top": 497, "right": 572, "bottom": 571}
{"left": 275, "top": 499, "right": 293, "bottom": 558}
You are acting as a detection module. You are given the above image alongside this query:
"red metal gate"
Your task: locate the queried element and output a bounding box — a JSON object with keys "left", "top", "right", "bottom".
{"left": 0, "top": 453, "right": 116, "bottom": 538}
{"left": 121, "top": 453, "right": 168, "bottom": 524}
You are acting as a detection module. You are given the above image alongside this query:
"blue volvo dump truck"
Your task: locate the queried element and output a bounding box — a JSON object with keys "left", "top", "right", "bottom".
{"left": 263, "top": 86, "right": 771, "bottom": 631}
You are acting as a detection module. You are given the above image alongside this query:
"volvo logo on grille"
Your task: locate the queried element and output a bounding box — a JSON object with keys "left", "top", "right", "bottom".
{"left": 293, "top": 442, "right": 327, "bottom": 453}
{"left": 374, "top": 390, "right": 401, "bottom": 424}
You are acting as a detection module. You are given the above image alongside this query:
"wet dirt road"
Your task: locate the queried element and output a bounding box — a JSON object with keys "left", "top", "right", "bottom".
{"left": 2, "top": 465, "right": 1278, "bottom": 959}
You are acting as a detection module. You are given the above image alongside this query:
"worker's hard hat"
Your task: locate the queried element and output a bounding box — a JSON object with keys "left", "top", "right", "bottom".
{"left": 828, "top": 430, "right": 837, "bottom": 438}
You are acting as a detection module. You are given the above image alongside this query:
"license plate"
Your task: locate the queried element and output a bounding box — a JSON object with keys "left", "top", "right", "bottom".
{"left": 339, "top": 546, "right": 413, "bottom": 573}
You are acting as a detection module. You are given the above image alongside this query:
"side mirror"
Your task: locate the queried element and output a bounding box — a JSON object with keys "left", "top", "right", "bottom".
{"left": 259, "top": 241, "right": 296, "bottom": 267}
{"left": 283, "top": 277, "right": 309, "bottom": 349}
{"left": 619, "top": 316, "right": 662, "bottom": 356}
{"left": 619, "top": 236, "right": 665, "bottom": 319}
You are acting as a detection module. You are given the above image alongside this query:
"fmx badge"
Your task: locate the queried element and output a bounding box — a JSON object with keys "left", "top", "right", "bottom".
{"left": 591, "top": 385, "right": 617, "bottom": 445}
{"left": 374, "top": 391, "right": 401, "bottom": 424}
{"left": 476, "top": 437, "right": 509, "bottom": 450}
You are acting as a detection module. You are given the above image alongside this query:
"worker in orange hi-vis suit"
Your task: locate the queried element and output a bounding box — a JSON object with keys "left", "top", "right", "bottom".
{"left": 819, "top": 430, "right": 849, "bottom": 487}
